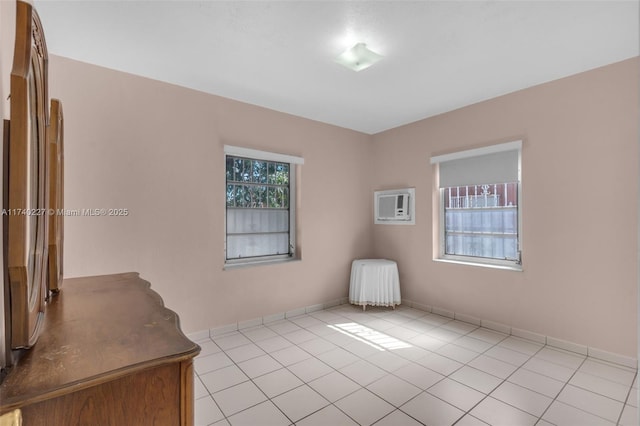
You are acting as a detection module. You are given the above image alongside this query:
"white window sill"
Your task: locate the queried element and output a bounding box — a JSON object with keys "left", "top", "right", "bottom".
{"left": 433, "top": 257, "right": 523, "bottom": 272}
{"left": 224, "top": 257, "right": 301, "bottom": 270}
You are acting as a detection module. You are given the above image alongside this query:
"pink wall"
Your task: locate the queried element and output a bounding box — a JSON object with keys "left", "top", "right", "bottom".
{"left": 47, "top": 55, "right": 374, "bottom": 334}
{"left": 371, "top": 58, "right": 639, "bottom": 358}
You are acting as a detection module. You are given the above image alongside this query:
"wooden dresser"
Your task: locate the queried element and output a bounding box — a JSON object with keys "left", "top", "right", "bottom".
{"left": 0, "top": 273, "right": 200, "bottom": 425}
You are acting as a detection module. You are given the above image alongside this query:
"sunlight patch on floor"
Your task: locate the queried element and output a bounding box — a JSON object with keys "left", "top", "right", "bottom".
{"left": 328, "top": 322, "right": 412, "bottom": 351}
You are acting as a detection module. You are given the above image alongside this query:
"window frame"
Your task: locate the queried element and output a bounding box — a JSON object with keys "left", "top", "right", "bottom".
{"left": 223, "top": 145, "right": 303, "bottom": 268}
{"left": 432, "top": 141, "right": 523, "bottom": 271}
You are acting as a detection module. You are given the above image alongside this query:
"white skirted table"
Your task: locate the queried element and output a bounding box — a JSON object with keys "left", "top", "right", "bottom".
{"left": 349, "top": 259, "right": 401, "bottom": 310}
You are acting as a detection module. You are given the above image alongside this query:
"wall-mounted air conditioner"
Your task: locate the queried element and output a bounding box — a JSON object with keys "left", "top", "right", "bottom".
{"left": 374, "top": 188, "right": 415, "bottom": 225}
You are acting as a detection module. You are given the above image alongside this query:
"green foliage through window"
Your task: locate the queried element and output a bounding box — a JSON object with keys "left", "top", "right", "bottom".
{"left": 226, "top": 156, "right": 290, "bottom": 209}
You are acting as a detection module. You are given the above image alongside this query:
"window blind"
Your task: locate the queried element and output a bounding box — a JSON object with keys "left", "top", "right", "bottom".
{"left": 430, "top": 140, "right": 521, "bottom": 188}
{"left": 226, "top": 209, "right": 290, "bottom": 259}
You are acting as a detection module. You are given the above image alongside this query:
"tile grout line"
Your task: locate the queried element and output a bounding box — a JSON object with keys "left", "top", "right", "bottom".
{"left": 383, "top": 314, "right": 503, "bottom": 424}
{"left": 206, "top": 330, "right": 297, "bottom": 424}
{"left": 263, "top": 307, "right": 426, "bottom": 425}
{"left": 272, "top": 312, "right": 367, "bottom": 425}
{"left": 448, "top": 332, "right": 545, "bottom": 425}
{"left": 361, "top": 309, "right": 629, "bottom": 425}
{"left": 532, "top": 355, "right": 588, "bottom": 426}
{"left": 615, "top": 370, "right": 638, "bottom": 426}
{"left": 377, "top": 310, "right": 637, "bottom": 426}
{"left": 328, "top": 309, "right": 457, "bottom": 424}
{"left": 223, "top": 308, "right": 364, "bottom": 425}
{"left": 298, "top": 307, "right": 431, "bottom": 425}
{"left": 230, "top": 309, "right": 514, "bottom": 424}
{"left": 530, "top": 354, "right": 636, "bottom": 425}
{"left": 193, "top": 344, "right": 229, "bottom": 426}
{"left": 195, "top": 306, "right": 637, "bottom": 426}
{"left": 279, "top": 307, "right": 432, "bottom": 425}
{"left": 239, "top": 315, "right": 341, "bottom": 425}
{"left": 337, "top": 313, "right": 486, "bottom": 424}
{"left": 422, "top": 322, "right": 496, "bottom": 424}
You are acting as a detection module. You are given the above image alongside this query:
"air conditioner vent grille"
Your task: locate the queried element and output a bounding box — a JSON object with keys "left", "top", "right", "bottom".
{"left": 374, "top": 188, "right": 415, "bottom": 225}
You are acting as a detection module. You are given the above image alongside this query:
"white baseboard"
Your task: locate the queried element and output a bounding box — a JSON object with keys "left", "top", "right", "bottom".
{"left": 187, "top": 297, "right": 351, "bottom": 343}
{"left": 186, "top": 329, "right": 210, "bottom": 342}
{"left": 402, "top": 298, "right": 637, "bottom": 369}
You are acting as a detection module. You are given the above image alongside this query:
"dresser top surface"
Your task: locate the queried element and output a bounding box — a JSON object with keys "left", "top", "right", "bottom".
{"left": 0, "top": 272, "right": 200, "bottom": 407}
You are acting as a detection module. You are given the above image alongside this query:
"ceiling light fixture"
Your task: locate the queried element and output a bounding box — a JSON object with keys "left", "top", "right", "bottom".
{"left": 334, "top": 42, "right": 383, "bottom": 72}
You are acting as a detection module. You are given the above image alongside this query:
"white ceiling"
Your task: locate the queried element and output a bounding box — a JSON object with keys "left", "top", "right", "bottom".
{"left": 34, "top": 1, "right": 639, "bottom": 134}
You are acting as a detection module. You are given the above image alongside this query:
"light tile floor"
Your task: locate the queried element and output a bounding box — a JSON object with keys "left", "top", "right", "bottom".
{"left": 193, "top": 304, "right": 638, "bottom": 426}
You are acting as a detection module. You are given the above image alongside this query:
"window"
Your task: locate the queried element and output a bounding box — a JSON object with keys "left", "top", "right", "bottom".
{"left": 224, "top": 145, "right": 303, "bottom": 266}
{"left": 431, "top": 141, "right": 522, "bottom": 269}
